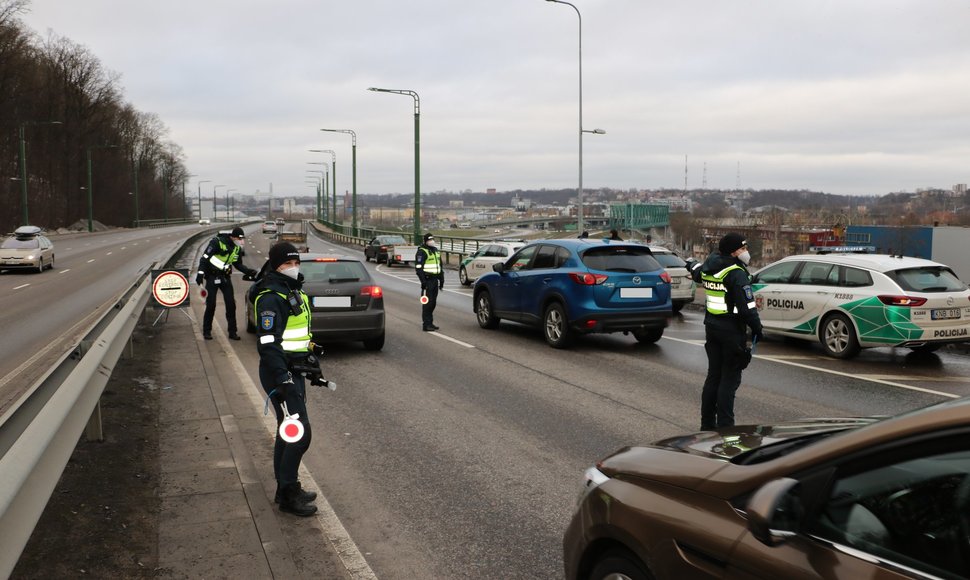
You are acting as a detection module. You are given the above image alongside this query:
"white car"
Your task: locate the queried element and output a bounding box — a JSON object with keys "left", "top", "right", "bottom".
{"left": 261, "top": 221, "right": 278, "bottom": 234}
{"left": 459, "top": 240, "right": 526, "bottom": 286}
{"left": 751, "top": 253, "right": 970, "bottom": 358}
{"left": 647, "top": 246, "right": 695, "bottom": 312}
{"left": 0, "top": 226, "right": 54, "bottom": 273}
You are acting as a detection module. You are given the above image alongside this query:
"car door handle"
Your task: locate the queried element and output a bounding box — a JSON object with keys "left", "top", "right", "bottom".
{"left": 543, "top": 277, "right": 552, "bottom": 284}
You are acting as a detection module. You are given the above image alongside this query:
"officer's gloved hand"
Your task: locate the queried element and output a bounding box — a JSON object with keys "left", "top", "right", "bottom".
{"left": 310, "top": 342, "right": 325, "bottom": 357}
{"left": 752, "top": 328, "right": 764, "bottom": 344}
{"left": 242, "top": 272, "right": 255, "bottom": 282}
{"left": 275, "top": 376, "right": 294, "bottom": 399}
{"left": 195, "top": 273, "right": 204, "bottom": 286}
{"left": 439, "top": 280, "right": 444, "bottom": 290}
{"left": 420, "top": 282, "right": 427, "bottom": 291}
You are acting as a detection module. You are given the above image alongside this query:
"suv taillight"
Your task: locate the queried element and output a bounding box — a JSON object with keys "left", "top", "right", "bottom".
{"left": 878, "top": 295, "right": 926, "bottom": 307}
{"left": 569, "top": 272, "right": 608, "bottom": 285}
{"left": 660, "top": 272, "right": 672, "bottom": 284}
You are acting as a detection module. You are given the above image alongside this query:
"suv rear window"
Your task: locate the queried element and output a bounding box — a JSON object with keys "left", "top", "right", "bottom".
{"left": 581, "top": 246, "right": 662, "bottom": 273}
{"left": 887, "top": 267, "right": 966, "bottom": 293}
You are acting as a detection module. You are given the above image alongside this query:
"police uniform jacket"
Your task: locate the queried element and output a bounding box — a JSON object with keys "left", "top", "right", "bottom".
{"left": 198, "top": 233, "right": 255, "bottom": 278}
{"left": 414, "top": 243, "right": 444, "bottom": 287}
{"left": 254, "top": 270, "right": 311, "bottom": 387}
{"left": 690, "top": 251, "right": 763, "bottom": 336}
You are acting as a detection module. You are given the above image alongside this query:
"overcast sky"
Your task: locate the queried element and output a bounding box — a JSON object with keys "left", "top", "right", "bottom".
{"left": 18, "top": 0, "right": 970, "bottom": 198}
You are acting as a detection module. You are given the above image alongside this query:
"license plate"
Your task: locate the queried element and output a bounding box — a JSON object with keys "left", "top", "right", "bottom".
{"left": 931, "top": 308, "right": 961, "bottom": 320}
{"left": 313, "top": 296, "right": 351, "bottom": 308}
{"left": 620, "top": 287, "right": 653, "bottom": 298}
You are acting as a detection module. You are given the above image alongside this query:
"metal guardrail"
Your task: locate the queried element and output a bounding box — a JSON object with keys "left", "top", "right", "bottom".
{"left": 0, "top": 228, "right": 212, "bottom": 577}
{"left": 312, "top": 221, "right": 506, "bottom": 265}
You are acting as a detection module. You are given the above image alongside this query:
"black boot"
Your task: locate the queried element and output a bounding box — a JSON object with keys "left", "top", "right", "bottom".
{"left": 274, "top": 481, "right": 318, "bottom": 504}
{"left": 278, "top": 483, "right": 318, "bottom": 517}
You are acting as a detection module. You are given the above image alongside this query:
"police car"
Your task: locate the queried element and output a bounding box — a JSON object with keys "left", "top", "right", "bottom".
{"left": 0, "top": 225, "right": 54, "bottom": 273}
{"left": 750, "top": 253, "right": 970, "bottom": 358}
{"left": 458, "top": 240, "right": 526, "bottom": 286}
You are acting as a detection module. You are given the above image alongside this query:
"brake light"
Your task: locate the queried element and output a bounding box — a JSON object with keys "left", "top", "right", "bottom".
{"left": 660, "top": 271, "right": 672, "bottom": 284}
{"left": 361, "top": 285, "right": 383, "bottom": 298}
{"left": 310, "top": 257, "right": 338, "bottom": 262}
{"left": 380, "top": 245, "right": 389, "bottom": 251}
{"left": 569, "top": 272, "right": 608, "bottom": 285}
{"left": 877, "top": 295, "right": 926, "bottom": 307}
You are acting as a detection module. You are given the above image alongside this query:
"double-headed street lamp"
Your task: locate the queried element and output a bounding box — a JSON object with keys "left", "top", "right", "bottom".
{"left": 367, "top": 87, "right": 420, "bottom": 242}
{"left": 544, "top": 0, "right": 605, "bottom": 234}
{"left": 18, "top": 120, "right": 63, "bottom": 225}
{"left": 197, "top": 179, "right": 211, "bottom": 220}
{"left": 213, "top": 184, "right": 226, "bottom": 221}
{"left": 86, "top": 144, "right": 118, "bottom": 232}
{"left": 308, "top": 149, "right": 336, "bottom": 225}
{"left": 320, "top": 129, "right": 358, "bottom": 236}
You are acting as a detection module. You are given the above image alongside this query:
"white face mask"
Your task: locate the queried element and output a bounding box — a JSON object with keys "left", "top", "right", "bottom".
{"left": 233, "top": 239, "right": 244, "bottom": 247}
{"left": 737, "top": 250, "right": 751, "bottom": 265}
{"left": 426, "top": 239, "right": 437, "bottom": 248}
{"left": 280, "top": 266, "right": 300, "bottom": 280}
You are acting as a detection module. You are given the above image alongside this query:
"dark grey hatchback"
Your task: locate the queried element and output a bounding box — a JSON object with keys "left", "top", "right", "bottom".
{"left": 472, "top": 239, "right": 672, "bottom": 348}
{"left": 247, "top": 253, "right": 385, "bottom": 350}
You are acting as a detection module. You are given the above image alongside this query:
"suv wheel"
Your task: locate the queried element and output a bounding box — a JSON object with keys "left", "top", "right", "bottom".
{"left": 820, "top": 312, "right": 860, "bottom": 359}
{"left": 476, "top": 291, "right": 500, "bottom": 329}
{"left": 363, "top": 332, "right": 385, "bottom": 351}
{"left": 543, "top": 302, "right": 572, "bottom": 348}
{"left": 589, "top": 548, "right": 654, "bottom": 580}
{"left": 459, "top": 266, "right": 471, "bottom": 286}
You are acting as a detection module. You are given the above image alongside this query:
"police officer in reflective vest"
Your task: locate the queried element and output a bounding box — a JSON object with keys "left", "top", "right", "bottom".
{"left": 254, "top": 242, "right": 318, "bottom": 517}
{"left": 415, "top": 233, "right": 444, "bottom": 331}
{"left": 688, "top": 232, "right": 764, "bottom": 430}
{"left": 196, "top": 226, "right": 257, "bottom": 340}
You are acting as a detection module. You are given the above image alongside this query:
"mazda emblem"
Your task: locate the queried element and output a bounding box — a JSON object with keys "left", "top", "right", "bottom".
{"left": 632, "top": 276, "right": 641, "bottom": 285}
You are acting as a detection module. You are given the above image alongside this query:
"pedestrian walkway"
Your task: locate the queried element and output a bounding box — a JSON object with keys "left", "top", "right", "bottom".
{"left": 152, "top": 304, "right": 348, "bottom": 579}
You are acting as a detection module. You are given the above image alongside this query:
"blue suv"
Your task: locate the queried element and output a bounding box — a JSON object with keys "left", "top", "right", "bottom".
{"left": 472, "top": 239, "right": 673, "bottom": 348}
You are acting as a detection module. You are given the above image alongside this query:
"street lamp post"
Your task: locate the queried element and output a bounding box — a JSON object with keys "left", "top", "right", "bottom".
{"left": 18, "top": 120, "right": 62, "bottom": 225}
{"left": 544, "top": 0, "right": 604, "bottom": 234}
{"left": 320, "top": 129, "right": 358, "bottom": 236}
{"left": 368, "top": 87, "right": 420, "bottom": 242}
{"left": 226, "top": 189, "right": 237, "bottom": 222}
{"left": 132, "top": 157, "right": 140, "bottom": 227}
{"left": 306, "top": 167, "right": 328, "bottom": 222}
{"left": 213, "top": 184, "right": 226, "bottom": 221}
{"left": 196, "top": 179, "right": 211, "bottom": 221}
{"left": 86, "top": 144, "right": 118, "bottom": 232}
{"left": 308, "top": 149, "right": 336, "bottom": 226}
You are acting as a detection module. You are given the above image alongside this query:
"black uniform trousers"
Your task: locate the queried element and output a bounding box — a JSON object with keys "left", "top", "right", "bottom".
{"left": 701, "top": 324, "right": 748, "bottom": 430}
{"left": 422, "top": 283, "right": 439, "bottom": 328}
{"left": 202, "top": 275, "right": 237, "bottom": 336}
{"left": 259, "top": 368, "right": 311, "bottom": 488}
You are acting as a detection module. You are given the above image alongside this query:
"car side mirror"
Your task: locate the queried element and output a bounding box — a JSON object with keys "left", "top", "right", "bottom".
{"left": 492, "top": 263, "right": 505, "bottom": 274}
{"left": 746, "top": 477, "right": 802, "bottom": 547}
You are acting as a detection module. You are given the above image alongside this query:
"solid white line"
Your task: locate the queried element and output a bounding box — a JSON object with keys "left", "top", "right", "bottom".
{"left": 58, "top": 269, "right": 70, "bottom": 274}
{"left": 662, "top": 335, "right": 960, "bottom": 399}
{"left": 428, "top": 332, "right": 475, "bottom": 348}
{"left": 12, "top": 284, "right": 29, "bottom": 290}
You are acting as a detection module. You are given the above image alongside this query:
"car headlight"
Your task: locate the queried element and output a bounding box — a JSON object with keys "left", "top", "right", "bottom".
{"left": 576, "top": 465, "right": 610, "bottom": 506}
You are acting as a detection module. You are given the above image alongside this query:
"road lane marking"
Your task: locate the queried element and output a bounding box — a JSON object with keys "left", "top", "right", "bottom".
{"left": 428, "top": 332, "right": 475, "bottom": 348}
{"left": 662, "top": 335, "right": 960, "bottom": 399}
{"left": 87, "top": 259, "right": 95, "bottom": 263}
{"left": 58, "top": 269, "right": 70, "bottom": 274}
{"left": 13, "top": 284, "right": 29, "bottom": 290}
{"left": 106, "top": 252, "right": 112, "bottom": 255}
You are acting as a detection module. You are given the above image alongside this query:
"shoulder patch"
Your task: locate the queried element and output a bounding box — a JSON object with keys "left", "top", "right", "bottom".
{"left": 743, "top": 285, "right": 754, "bottom": 301}
{"left": 260, "top": 310, "right": 276, "bottom": 330}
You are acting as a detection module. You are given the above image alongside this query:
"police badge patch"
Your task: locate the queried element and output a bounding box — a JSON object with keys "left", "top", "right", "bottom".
{"left": 260, "top": 311, "right": 275, "bottom": 330}
{"left": 743, "top": 285, "right": 754, "bottom": 301}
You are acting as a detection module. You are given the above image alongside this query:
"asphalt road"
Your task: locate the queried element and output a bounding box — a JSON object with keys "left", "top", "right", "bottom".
{"left": 0, "top": 224, "right": 215, "bottom": 416}
{"left": 216, "top": 229, "right": 970, "bottom": 579}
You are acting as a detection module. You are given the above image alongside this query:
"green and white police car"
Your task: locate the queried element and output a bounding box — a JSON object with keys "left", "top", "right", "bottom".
{"left": 750, "top": 253, "right": 970, "bottom": 359}
{"left": 458, "top": 240, "right": 526, "bottom": 286}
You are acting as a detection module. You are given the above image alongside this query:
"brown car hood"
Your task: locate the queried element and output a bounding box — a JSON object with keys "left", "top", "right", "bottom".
{"left": 598, "top": 418, "right": 877, "bottom": 489}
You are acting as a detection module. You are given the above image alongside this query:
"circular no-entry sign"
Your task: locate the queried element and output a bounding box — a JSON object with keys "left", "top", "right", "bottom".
{"left": 152, "top": 270, "right": 190, "bottom": 307}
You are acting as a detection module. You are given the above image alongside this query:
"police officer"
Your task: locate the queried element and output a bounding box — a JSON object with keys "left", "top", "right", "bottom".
{"left": 688, "top": 232, "right": 764, "bottom": 430}
{"left": 196, "top": 226, "right": 257, "bottom": 340}
{"left": 415, "top": 233, "right": 444, "bottom": 331}
{"left": 254, "top": 242, "right": 318, "bottom": 517}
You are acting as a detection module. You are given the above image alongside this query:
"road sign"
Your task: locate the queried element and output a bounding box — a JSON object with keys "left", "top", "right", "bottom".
{"left": 151, "top": 269, "right": 191, "bottom": 308}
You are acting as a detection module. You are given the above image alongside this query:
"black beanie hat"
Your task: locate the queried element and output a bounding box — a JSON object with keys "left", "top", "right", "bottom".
{"left": 269, "top": 242, "right": 300, "bottom": 270}
{"left": 718, "top": 232, "right": 746, "bottom": 255}
{"left": 423, "top": 233, "right": 434, "bottom": 242}
{"left": 230, "top": 226, "right": 245, "bottom": 238}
